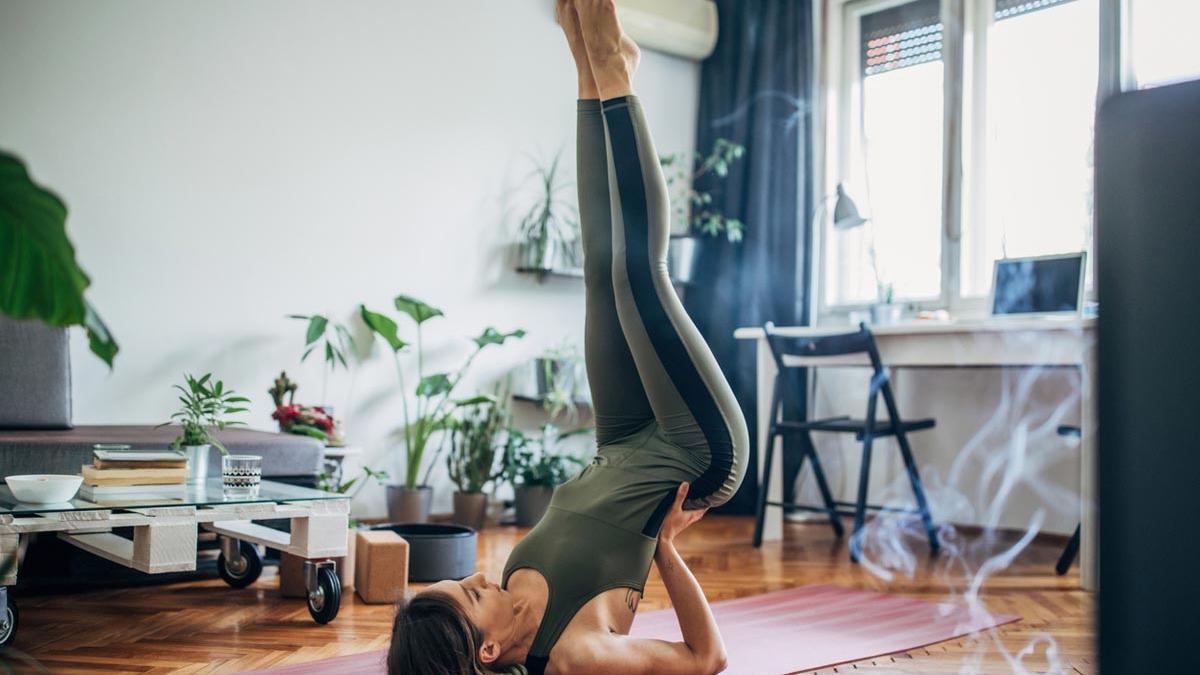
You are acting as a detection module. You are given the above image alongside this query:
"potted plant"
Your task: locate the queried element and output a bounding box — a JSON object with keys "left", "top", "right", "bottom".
{"left": 660, "top": 138, "right": 746, "bottom": 284}
{"left": 446, "top": 394, "right": 508, "bottom": 530}
{"left": 503, "top": 424, "right": 587, "bottom": 527}
{"left": 533, "top": 341, "right": 584, "bottom": 421}
{"left": 515, "top": 151, "right": 581, "bottom": 274}
{"left": 161, "top": 373, "right": 249, "bottom": 482}
{"left": 360, "top": 294, "right": 524, "bottom": 523}
{"left": 870, "top": 281, "right": 904, "bottom": 325}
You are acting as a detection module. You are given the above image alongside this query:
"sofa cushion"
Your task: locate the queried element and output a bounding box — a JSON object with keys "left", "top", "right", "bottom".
{"left": 0, "top": 316, "right": 72, "bottom": 429}
{"left": 0, "top": 425, "right": 325, "bottom": 478}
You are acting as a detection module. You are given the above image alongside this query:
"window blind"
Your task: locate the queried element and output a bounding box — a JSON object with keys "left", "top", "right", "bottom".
{"left": 861, "top": 0, "right": 943, "bottom": 76}
{"left": 995, "top": 0, "right": 1078, "bottom": 21}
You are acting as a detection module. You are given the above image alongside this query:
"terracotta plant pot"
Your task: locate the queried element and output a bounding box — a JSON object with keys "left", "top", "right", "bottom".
{"left": 514, "top": 485, "right": 555, "bottom": 527}
{"left": 386, "top": 485, "right": 432, "bottom": 523}
{"left": 452, "top": 491, "right": 489, "bottom": 530}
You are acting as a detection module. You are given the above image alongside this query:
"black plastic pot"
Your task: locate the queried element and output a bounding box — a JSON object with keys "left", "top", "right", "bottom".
{"left": 371, "top": 522, "right": 477, "bottom": 582}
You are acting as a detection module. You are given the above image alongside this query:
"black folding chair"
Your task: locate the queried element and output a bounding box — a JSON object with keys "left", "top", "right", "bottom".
{"left": 753, "top": 322, "right": 940, "bottom": 562}
{"left": 1055, "top": 425, "right": 1082, "bottom": 576}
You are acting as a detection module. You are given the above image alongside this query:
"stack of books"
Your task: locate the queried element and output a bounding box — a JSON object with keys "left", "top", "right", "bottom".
{"left": 79, "top": 449, "right": 189, "bottom": 501}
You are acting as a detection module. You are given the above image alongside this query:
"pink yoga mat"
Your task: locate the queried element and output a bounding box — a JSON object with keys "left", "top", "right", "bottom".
{"left": 247, "top": 584, "right": 1018, "bottom": 675}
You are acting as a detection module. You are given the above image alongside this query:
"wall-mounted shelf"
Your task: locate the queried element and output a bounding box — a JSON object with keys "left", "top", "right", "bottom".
{"left": 515, "top": 267, "right": 584, "bottom": 281}
{"left": 516, "top": 266, "right": 691, "bottom": 290}
{"left": 513, "top": 393, "right": 592, "bottom": 409}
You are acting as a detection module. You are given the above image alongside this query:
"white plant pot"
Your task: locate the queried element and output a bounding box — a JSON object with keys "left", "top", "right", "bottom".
{"left": 668, "top": 235, "right": 702, "bottom": 285}
{"left": 519, "top": 240, "right": 559, "bottom": 271}
{"left": 181, "top": 444, "right": 211, "bottom": 483}
{"left": 870, "top": 303, "right": 904, "bottom": 326}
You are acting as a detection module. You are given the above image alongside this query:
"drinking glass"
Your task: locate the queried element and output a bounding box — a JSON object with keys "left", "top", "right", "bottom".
{"left": 221, "top": 455, "right": 262, "bottom": 498}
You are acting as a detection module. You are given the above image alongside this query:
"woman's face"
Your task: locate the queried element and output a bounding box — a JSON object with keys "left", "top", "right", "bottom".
{"left": 429, "top": 572, "right": 517, "bottom": 657}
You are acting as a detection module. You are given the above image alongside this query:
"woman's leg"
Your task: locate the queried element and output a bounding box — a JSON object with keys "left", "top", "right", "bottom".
{"left": 577, "top": 0, "right": 749, "bottom": 509}
{"left": 560, "top": 0, "right": 655, "bottom": 444}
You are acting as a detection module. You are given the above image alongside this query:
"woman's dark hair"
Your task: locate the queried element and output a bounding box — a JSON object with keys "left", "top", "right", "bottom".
{"left": 388, "top": 590, "right": 495, "bottom": 675}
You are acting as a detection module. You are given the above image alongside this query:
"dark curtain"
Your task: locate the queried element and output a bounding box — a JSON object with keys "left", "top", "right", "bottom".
{"left": 684, "top": 0, "right": 814, "bottom": 514}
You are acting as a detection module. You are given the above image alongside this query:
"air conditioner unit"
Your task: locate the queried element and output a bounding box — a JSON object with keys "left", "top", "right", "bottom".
{"left": 615, "top": 0, "right": 719, "bottom": 61}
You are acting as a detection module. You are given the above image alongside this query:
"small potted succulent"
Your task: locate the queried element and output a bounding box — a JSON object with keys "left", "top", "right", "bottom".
{"left": 161, "top": 373, "right": 249, "bottom": 482}
{"left": 503, "top": 424, "right": 587, "bottom": 527}
{"left": 446, "top": 394, "right": 508, "bottom": 530}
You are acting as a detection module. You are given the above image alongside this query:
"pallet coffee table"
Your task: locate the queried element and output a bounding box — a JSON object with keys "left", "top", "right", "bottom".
{"left": 0, "top": 479, "right": 349, "bottom": 648}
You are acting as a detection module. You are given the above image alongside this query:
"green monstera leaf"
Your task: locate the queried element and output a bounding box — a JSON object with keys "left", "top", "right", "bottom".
{"left": 394, "top": 294, "right": 444, "bottom": 324}
{"left": 0, "top": 151, "right": 118, "bottom": 367}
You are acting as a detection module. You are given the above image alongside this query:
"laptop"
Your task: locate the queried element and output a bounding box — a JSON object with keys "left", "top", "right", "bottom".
{"left": 988, "top": 252, "right": 1087, "bottom": 317}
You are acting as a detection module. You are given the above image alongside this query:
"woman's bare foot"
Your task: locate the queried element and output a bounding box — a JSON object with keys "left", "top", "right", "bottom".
{"left": 575, "top": 0, "right": 640, "bottom": 99}
{"left": 557, "top": 0, "right": 600, "bottom": 99}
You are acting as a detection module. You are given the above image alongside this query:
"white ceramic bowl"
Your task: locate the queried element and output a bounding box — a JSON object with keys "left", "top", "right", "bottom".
{"left": 5, "top": 474, "right": 83, "bottom": 504}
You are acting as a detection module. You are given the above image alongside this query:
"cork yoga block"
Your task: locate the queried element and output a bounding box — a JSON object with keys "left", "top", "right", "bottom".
{"left": 355, "top": 530, "right": 409, "bottom": 604}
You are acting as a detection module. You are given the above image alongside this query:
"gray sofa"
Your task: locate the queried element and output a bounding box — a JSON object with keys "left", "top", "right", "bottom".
{"left": 0, "top": 315, "right": 324, "bottom": 484}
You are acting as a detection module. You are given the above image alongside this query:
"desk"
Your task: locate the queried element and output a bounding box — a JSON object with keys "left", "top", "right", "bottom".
{"left": 734, "top": 317, "right": 1097, "bottom": 589}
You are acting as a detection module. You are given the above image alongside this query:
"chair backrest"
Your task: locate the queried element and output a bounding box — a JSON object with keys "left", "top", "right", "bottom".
{"left": 0, "top": 315, "right": 73, "bottom": 429}
{"left": 761, "top": 321, "right": 884, "bottom": 375}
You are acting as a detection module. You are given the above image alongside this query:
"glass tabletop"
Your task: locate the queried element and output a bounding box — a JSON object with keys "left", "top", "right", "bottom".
{"left": 0, "top": 479, "right": 345, "bottom": 516}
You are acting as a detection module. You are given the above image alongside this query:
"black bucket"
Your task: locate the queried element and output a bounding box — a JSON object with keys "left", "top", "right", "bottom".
{"left": 371, "top": 523, "right": 477, "bottom": 582}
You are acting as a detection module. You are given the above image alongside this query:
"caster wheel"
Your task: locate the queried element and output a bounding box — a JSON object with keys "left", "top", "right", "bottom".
{"left": 307, "top": 565, "right": 341, "bottom": 625}
{"left": 0, "top": 598, "right": 17, "bottom": 649}
{"left": 218, "top": 541, "right": 263, "bottom": 589}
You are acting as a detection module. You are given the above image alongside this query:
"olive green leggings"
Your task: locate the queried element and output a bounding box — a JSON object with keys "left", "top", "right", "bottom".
{"left": 576, "top": 96, "right": 748, "bottom": 509}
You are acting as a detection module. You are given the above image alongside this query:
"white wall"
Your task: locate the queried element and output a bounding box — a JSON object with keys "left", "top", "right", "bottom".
{"left": 0, "top": 0, "right": 700, "bottom": 516}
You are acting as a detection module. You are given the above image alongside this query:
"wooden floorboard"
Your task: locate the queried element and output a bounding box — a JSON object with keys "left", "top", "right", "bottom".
{"left": 1, "top": 516, "right": 1093, "bottom": 674}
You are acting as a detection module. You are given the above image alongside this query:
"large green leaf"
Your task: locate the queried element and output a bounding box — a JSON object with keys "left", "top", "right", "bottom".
{"left": 0, "top": 151, "right": 118, "bottom": 367}
{"left": 416, "top": 373, "right": 452, "bottom": 397}
{"left": 295, "top": 314, "right": 327, "bottom": 347}
{"left": 359, "top": 305, "right": 407, "bottom": 352}
{"left": 473, "top": 327, "right": 526, "bottom": 348}
{"left": 454, "top": 394, "right": 497, "bottom": 407}
{"left": 83, "top": 300, "right": 118, "bottom": 367}
{"left": 394, "top": 295, "right": 443, "bottom": 325}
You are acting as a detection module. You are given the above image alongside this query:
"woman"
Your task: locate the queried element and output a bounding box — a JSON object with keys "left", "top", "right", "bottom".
{"left": 388, "top": 1, "right": 749, "bottom": 673}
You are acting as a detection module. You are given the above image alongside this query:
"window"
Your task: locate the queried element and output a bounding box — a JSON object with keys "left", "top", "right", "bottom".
{"left": 961, "top": 0, "right": 1099, "bottom": 296}
{"left": 822, "top": 0, "right": 1185, "bottom": 314}
{"left": 826, "top": 0, "right": 944, "bottom": 306}
{"left": 1129, "top": 0, "right": 1200, "bottom": 89}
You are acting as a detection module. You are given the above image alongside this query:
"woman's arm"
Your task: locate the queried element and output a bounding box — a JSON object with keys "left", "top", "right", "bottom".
{"left": 652, "top": 537, "right": 727, "bottom": 672}
{"left": 583, "top": 483, "right": 726, "bottom": 674}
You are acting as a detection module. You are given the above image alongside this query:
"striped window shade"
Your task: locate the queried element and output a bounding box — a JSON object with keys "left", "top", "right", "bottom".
{"left": 860, "top": 0, "right": 943, "bottom": 77}
{"left": 995, "top": 0, "right": 1078, "bottom": 21}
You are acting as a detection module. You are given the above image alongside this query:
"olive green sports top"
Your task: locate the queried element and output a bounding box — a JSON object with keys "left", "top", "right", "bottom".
{"left": 502, "top": 421, "right": 706, "bottom": 674}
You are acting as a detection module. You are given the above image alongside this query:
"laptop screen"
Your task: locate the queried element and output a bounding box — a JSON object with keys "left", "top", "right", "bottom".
{"left": 990, "top": 253, "right": 1085, "bottom": 316}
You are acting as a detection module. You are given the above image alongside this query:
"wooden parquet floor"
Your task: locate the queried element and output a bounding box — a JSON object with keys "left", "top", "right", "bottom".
{"left": 1, "top": 516, "right": 1094, "bottom": 674}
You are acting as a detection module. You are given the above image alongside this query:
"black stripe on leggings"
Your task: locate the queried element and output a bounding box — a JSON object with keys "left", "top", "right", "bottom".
{"left": 603, "top": 97, "right": 733, "bottom": 506}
